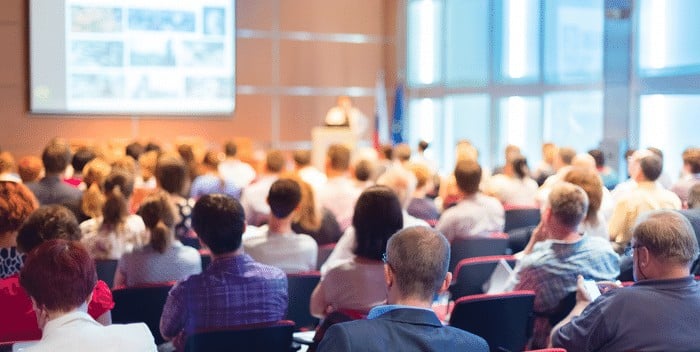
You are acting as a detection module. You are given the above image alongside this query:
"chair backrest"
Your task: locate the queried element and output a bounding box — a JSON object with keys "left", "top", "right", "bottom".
{"left": 449, "top": 290, "right": 535, "bottom": 352}
{"left": 286, "top": 271, "right": 321, "bottom": 330}
{"left": 449, "top": 255, "right": 516, "bottom": 299}
{"left": 504, "top": 208, "right": 541, "bottom": 233}
{"left": 449, "top": 233, "right": 509, "bottom": 273}
{"left": 94, "top": 259, "right": 119, "bottom": 288}
{"left": 111, "top": 282, "right": 175, "bottom": 345}
{"left": 316, "top": 243, "right": 336, "bottom": 270}
{"left": 184, "top": 320, "right": 295, "bottom": 352}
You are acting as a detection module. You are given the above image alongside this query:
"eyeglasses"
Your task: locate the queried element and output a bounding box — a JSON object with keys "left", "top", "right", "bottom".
{"left": 382, "top": 252, "right": 388, "bottom": 264}
{"left": 624, "top": 245, "right": 645, "bottom": 257}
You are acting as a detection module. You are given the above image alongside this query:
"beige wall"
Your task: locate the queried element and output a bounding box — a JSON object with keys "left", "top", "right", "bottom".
{"left": 0, "top": 0, "right": 397, "bottom": 157}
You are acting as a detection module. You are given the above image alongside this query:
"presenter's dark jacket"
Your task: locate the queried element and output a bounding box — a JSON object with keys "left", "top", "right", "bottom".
{"left": 317, "top": 307, "right": 489, "bottom": 352}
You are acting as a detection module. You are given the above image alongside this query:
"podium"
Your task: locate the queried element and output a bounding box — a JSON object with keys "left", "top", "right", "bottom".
{"left": 311, "top": 127, "right": 356, "bottom": 170}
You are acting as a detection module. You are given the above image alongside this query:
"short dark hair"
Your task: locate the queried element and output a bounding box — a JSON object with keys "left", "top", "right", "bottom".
{"left": 352, "top": 186, "right": 403, "bottom": 261}
{"left": 558, "top": 147, "right": 577, "bottom": 165}
{"left": 353, "top": 159, "right": 373, "bottom": 182}
{"left": 125, "top": 142, "right": 145, "bottom": 161}
{"left": 327, "top": 144, "right": 351, "bottom": 171}
{"left": 20, "top": 239, "right": 97, "bottom": 312}
{"left": 17, "top": 205, "right": 82, "bottom": 254}
{"left": 224, "top": 141, "right": 238, "bottom": 157}
{"left": 192, "top": 194, "right": 245, "bottom": 255}
{"left": 268, "top": 178, "right": 302, "bottom": 218}
{"left": 640, "top": 154, "right": 663, "bottom": 181}
{"left": 41, "top": 141, "right": 71, "bottom": 174}
{"left": 418, "top": 140, "right": 429, "bottom": 152}
{"left": 71, "top": 147, "right": 96, "bottom": 174}
{"left": 454, "top": 160, "right": 481, "bottom": 195}
{"left": 156, "top": 154, "right": 187, "bottom": 194}
{"left": 386, "top": 226, "right": 449, "bottom": 301}
{"left": 266, "top": 150, "right": 286, "bottom": 173}
{"left": 145, "top": 142, "right": 162, "bottom": 153}
{"left": 293, "top": 150, "right": 311, "bottom": 167}
{"left": 588, "top": 149, "right": 605, "bottom": 168}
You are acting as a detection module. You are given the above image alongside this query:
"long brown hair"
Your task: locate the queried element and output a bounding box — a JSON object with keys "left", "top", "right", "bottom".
{"left": 138, "top": 191, "right": 177, "bottom": 253}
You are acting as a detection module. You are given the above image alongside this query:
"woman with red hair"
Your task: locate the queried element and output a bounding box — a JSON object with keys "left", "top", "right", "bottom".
{"left": 0, "top": 181, "right": 38, "bottom": 278}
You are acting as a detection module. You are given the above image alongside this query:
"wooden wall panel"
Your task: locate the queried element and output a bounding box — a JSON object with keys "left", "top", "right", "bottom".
{"left": 279, "top": 0, "right": 384, "bottom": 35}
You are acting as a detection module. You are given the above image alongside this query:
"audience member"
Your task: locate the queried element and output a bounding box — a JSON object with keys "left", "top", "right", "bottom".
{"left": 552, "top": 210, "right": 700, "bottom": 351}
{"left": 135, "top": 150, "right": 159, "bottom": 190}
{"left": 18, "top": 240, "right": 156, "bottom": 351}
{"left": 406, "top": 163, "right": 440, "bottom": 226}
{"left": 0, "top": 151, "right": 20, "bottom": 182}
{"left": 680, "top": 184, "right": 700, "bottom": 247}
{"left": 437, "top": 159, "right": 504, "bottom": 242}
{"left": 532, "top": 142, "right": 557, "bottom": 186}
{"left": 160, "top": 194, "right": 287, "bottom": 351}
{"left": 311, "top": 186, "right": 403, "bottom": 318}
{"left": 493, "top": 144, "right": 521, "bottom": 175}
{"left": 318, "top": 144, "right": 361, "bottom": 231}
{"left": 393, "top": 143, "right": 412, "bottom": 166}
{"left": 318, "top": 226, "right": 489, "bottom": 352}
{"left": 65, "top": 147, "right": 96, "bottom": 188}
{"left": 293, "top": 149, "right": 327, "bottom": 190}
{"left": 608, "top": 152, "right": 681, "bottom": 252}
{"left": 26, "top": 140, "right": 82, "bottom": 207}
{"left": 484, "top": 155, "right": 538, "bottom": 207}
{"left": 0, "top": 181, "right": 38, "bottom": 278}
{"left": 510, "top": 182, "right": 619, "bottom": 348}
{"left": 17, "top": 155, "right": 43, "bottom": 184}
{"left": 563, "top": 167, "right": 609, "bottom": 241}
{"left": 0, "top": 205, "right": 114, "bottom": 342}
{"left": 671, "top": 147, "right": 700, "bottom": 206}
{"left": 155, "top": 154, "right": 196, "bottom": 242}
{"left": 189, "top": 151, "right": 241, "bottom": 200}
{"left": 114, "top": 191, "right": 201, "bottom": 288}
{"left": 410, "top": 139, "right": 438, "bottom": 173}
{"left": 176, "top": 144, "right": 198, "bottom": 185}
{"left": 537, "top": 146, "right": 577, "bottom": 200}
{"left": 241, "top": 149, "right": 286, "bottom": 226}
{"left": 125, "top": 141, "right": 145, "bottom": 162}
{"left": 79, "top": 158, "right": 112, "bottom": 220}
{"left": 588, "top": 149, "right": 618, "bottom": 190}
{"left": 351, "top": 158, "right": 374, "bottom": 191}
{"left": 647, "top": 147, "right": 673, "bottom": 189}
{"left": 80, "top": 169, "right": 147, "bottom": 259}
{"left": 244, "top": 178, "right": 318, "bottom": 273}
{"left": 218, "top": 140, "right": 256, "bottom": 188}
{"left": 289, "top": 176, "right": 342, "bottom": 245}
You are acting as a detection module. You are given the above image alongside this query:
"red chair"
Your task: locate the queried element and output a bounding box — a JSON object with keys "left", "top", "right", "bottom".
{"left": 111, "top": 282, "right": 176, "bottom": 345}
{"left": 449, "top": 233, "right": 510, "bottom": 273}
{"left": 449, "top": 255, "right": 516, "bottom": 299}
{"left": 286, "top": 271, "right": 321, "bottom": 331}
{"left": 316, "top": 243, "right": 336, "bottom": 270}
{"left": 184, "top": 320, "right": 295, "bottom": 352}
{"left": 449, "top": 290, "right": 535, "bottom": 352}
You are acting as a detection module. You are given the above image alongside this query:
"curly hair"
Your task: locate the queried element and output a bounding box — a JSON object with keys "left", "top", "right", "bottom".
{"left": 0, "top": 181, "right": 39, "bottom": 235}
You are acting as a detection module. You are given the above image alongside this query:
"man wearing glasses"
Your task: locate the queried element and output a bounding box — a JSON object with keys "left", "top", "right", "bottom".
{"left": 552, "top": 210, "right": 700, "bottom": 351}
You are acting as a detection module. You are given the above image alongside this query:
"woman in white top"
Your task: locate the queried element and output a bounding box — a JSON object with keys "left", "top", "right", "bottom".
{"left": 484, "top": 155, "right": 539, "bottom": 208}
{"left": 81, "top": 169, "right": 147, "bottom": 259}
{"left": 114, "top": 191, "right": 201, "bottom": 288}
{"left": 310, "top": 186, "right": 404, "bottom": 318}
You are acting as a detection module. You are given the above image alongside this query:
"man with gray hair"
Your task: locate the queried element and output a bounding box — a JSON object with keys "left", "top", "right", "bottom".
{"left": 511, "top": 182, "right": 619, "bottom": 348}
{"left": 318, "top": 226, "right": 488, "bottom": 351}
{"left": 552, "top": 210, "right": 700, "bottom": 350}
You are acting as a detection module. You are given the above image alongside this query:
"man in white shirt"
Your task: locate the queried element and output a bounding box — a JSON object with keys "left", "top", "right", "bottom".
{"left": 244, "top": 179, "right": 318, "bottom": 273}
{"left": 240, "top": 150, "right": 285, "bottom": 226}
{"left": 218, "top": 140, "right": 256, "bottom": 188}
{"left": 318, "top": 144, "right": 361, "bottom": 232}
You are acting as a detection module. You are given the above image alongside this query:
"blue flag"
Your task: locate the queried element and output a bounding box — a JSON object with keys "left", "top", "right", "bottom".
{"left": 392, "top": 83, "right": 404, "bottom": 144}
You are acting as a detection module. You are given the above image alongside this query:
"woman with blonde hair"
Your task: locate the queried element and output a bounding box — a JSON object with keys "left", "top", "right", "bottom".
{"left": 80, "top": 158, "right": 112, "bottom": 220}
{"left": 114, "top": 191, "right": 201, "bottom": 288}
{"left": 288, "top": 176, "right": 342, "bottom": 245}
{"left": 563, "top": 166, "right": 608, "bottom": 240}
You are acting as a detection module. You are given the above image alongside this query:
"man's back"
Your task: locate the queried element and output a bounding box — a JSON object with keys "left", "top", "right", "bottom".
{"left": 437, "top": 193, "right": 505, "bottom": 242}
{"left": 318, "top": 308, "right": 488, "bottom": 352}
{"left": 27, "top": 176, "right": 83, "bottom": 206}
{"left": 243, "top": 230, "right": 318, "bottom": 273}
{"left": 553, "top": 277, "right": 700, "bottom": 351}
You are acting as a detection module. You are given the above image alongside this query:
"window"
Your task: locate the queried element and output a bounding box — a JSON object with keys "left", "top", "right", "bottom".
{"left": 543, "top": 91, "right": 603, "bottom": 153}
{"left": 498, "top": 0, "right": 540, "bottom": 82}
{"left": 407, "top": 0, "right": 442, "bottom": 85}
{"left": 445, "top": 0, "right": 489, "bottom": 86}
{"left": 498, "top": 96, "right": 542, "bottom": 167}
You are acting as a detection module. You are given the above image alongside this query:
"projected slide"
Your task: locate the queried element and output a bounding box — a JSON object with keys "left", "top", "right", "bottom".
{"left": 30, "top": 0, "right": 235, "bottom": 115}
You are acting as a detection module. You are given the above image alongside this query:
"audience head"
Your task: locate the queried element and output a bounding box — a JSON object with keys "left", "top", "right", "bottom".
{"left": 588, "top": 149, "right": 605, "bottom": 169}
{"left": 81, "top": 158, "right": 112, "bottom": 219}
{"left": 646, "top": 147, "right": 664, "bottom": 161}
{"left": 224, "top": 140, "right": 238, "bottom": 158}
{"left": 632, "top": 210, "right": 699, "bottom": 277}
{"left": 352, "top": 185, "right": 403, "bottom": 261}
{"left": 380, "top": 144, "right": 393, "bottom": 161}
{"left": 192, "top": 194, "right": 245, "bottom": 255}
{"left": 377, "top": 166, "right": 417, "bottom": 209}
{"left": 265, "top": 150, "right": 286, "bottom": 174}
{"left": 563, "top": 167, "right": 603, "bottom": 224}
{"left": 546, "top": 182, "right": 589, "bottom": 230}
{"left": 202, "top": 150, "right": 221, "bottom": 170}
{"left": 688, "top": 183, "right": 700, "bottom": 209}
{"left": 293, "top": 149, "right": 312, "bottom": 168}
{"left": 102, "top": 168, "right": 135, "bottom": 227}
{"left": 682, "top": 147, "right": 700, "bottom": 174}
{"left": 417, "top": 140, "right": 429, "bottom": 153}
{"left": 352, "top": 159, "right": 374, "bottom": 183}
{"left": 0, "top": 152, "right": 17, "bottom": 175}
{"left": 145, "top": 142, "right": 161, "bottom": 154}
{"left": 572, "top": 153, "right": 597, "bottom": 172}
{"left": 504, "top": 144, "right": 521, "bottom": 162}
{"left": 326, "top": 144, "right": 351, "bottom": 172}
{"left": 509, "top": 155, "right": 530, "bottom": 180}
{"left": 139, "top": 191, "right": 177, "bottom": 254}
{"left": 288, "top": 176, "right": 321, "bottom": 231}
{"left": 71, "top": 147, "right": 96, "bottom": 175}
{"left": 454, "top": 159, "right": 481, "bottom": 196}
{"left": 455, "top": 140, "right": 478, "bottom": 162}
{"left": 394, "top": 143, "right": 411, "bottom": 163}
{"left": 554, "top": 147, "right": 576, "bottom": 170}
{"left": 385, "top": 226, "right": 451, "bottom": 302}
{"left": 17, "top": 205, "right": 81, "bottom": 254}
{"left": 19, "top": 240, "right": 97, "bottom": 319}
{"left": 267, "top": 178, "right": 302, "bottom": 219}
{"left": 18, "top": 156, "right": 43, "bottom": 183}
{"left": 637, "top": 153, "right": 663, "bottom": 182}
{"left": 0, "top": 181, "right": 39, "bottom": 237}
{"left": 41, "top": 140, "right": 72, "bottom": 175}
{"left": 542, "top": 142, "right": 557, "bottom": 164}
{"left": 138, "top": 150, "right": 159, "bottom": 182}
{"left": 407, "top": 163, "right": 433, "bottom": 192}
{"left": 125, "top": 142, "right": 145, "bottom": 161}
{"left": 177, "top": 144, "right": 195, "bottom": 164}
{"left": 155, "top": 154, "right": 188, "bottom": 195}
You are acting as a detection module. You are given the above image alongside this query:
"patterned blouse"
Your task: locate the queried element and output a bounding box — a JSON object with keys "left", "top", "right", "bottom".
{"left": 0, "top": 247, "right": 24, "bottom": 279}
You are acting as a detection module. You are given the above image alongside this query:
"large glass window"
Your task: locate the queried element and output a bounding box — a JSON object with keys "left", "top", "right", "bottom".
{"left": 407, "top": 0, "right": 442, "bottom": 85}
{"left": 445, "top": 0, "right": 489, "bottom": 86}
{"left": 445, "top": 94, "right": 491, "bottom": 169}
{"left": 498, "top": 96, "right": 542, "bottom": 167}
{"left": 543, "top": 91, "right": 603, "bottom": 153}
{"left": 498, "top": 0, "right": 540, "bottom": 82}
{"left": 407, "top": 97, "right": 442, "bottom": 166}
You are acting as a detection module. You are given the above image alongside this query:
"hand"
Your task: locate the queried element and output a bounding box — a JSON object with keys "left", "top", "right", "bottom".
{"left": 531, "top": 222, "right": 548, "bottom": 243}
{"left": 575, "top": 275, "right": 593, "bottom": 303}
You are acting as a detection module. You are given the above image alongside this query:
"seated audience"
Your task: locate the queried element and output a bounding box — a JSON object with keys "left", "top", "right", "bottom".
{"left": 492, "top": 144, "right": 521, "bottom": 175}
{"left": 510, "top": 182, "right": 619, "bottom": 348}
{"left": 26, "top": 139, "right": 82, "bottom": 207}
{"left": 79, "top": 158, "right": 112, "bottom": 220}
{"left": 537, "top": 146, "right": 577, "bottom": 203}
{"left": 189, "top": 151, "right": 241, "bottom": 200}
{"left": 351, "top": 158, "right": 374, "bottom": 191}
{"left": 680, "top": 183, "right": 700, "bottom": 246}
{"left": 18, "top": 240, "right": 156, "bottom": 351}
{"left": 114, "top": 191, "right": 201, "bottom": 288}
{"left": 532, "top": 142, "right": 557, "bottom": 186}
{"left": 81, "top": 169, "right": 147, "bottom": 259}
{"left": 588, "top": 149, "right": 617, "bottom": 190}
{"left": 310, "top": 186, "right": 403, "bottom": 318}
{"left": 17, "top": 155, "right": 43, "bottom": 184}
{"left": 672, "top": 147, "right": 700, "bottom": 206}
{"left": 0, "top": 181, "right": 38, "bottom": 278}
{"left": 135, "top": 150, "right": 159, "bottom": 190}
{"left": 65, "top": 147, "right": 96, "bottom": 188}
{"left": 318, "top": 226, "right": 489, "bottom": 352}
{"left": 244, "top": 178, "right": 318, "bottom": 273}
{"left": 608, "top": 152, "right": 681, "bottom": 252}
{"left": 437, "top": 159, "right": 504, "bottom": 242}
{"left": 552, "top": 210, "right": 700, "bottom": 351}
{"left": 406, "top": 163, "right": 440, "bottom": 226}
{"left": 218, "top": 140, "right": 256, "bottom": 188}
{"left": 155, "top": 154, "right": 196, "bottom": 243}
{"left": 563, "top": 167, "right": 609, "bottom": 241}
{"left": 0, "top": 205, "right": 114, "bottom": 342}
{"left": 0, "top": 151, "right": 20, "bottom": 182}
{"left": 318, "top": 144, "right": 361, "bottom": 231}
{"left": 290, "top": 176, "right": 342, "bottom": 245}
{"left": 484, "top": 155, "right": 538, "bottom": 207}
{"left": 241, "top": 149, "right": 286, "bottom": 226}
{"left": 160, "top": 194, "right": 287, "bottom": 351}
{"left": 293, "top": 149, "right": 326, "bottom": 191}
